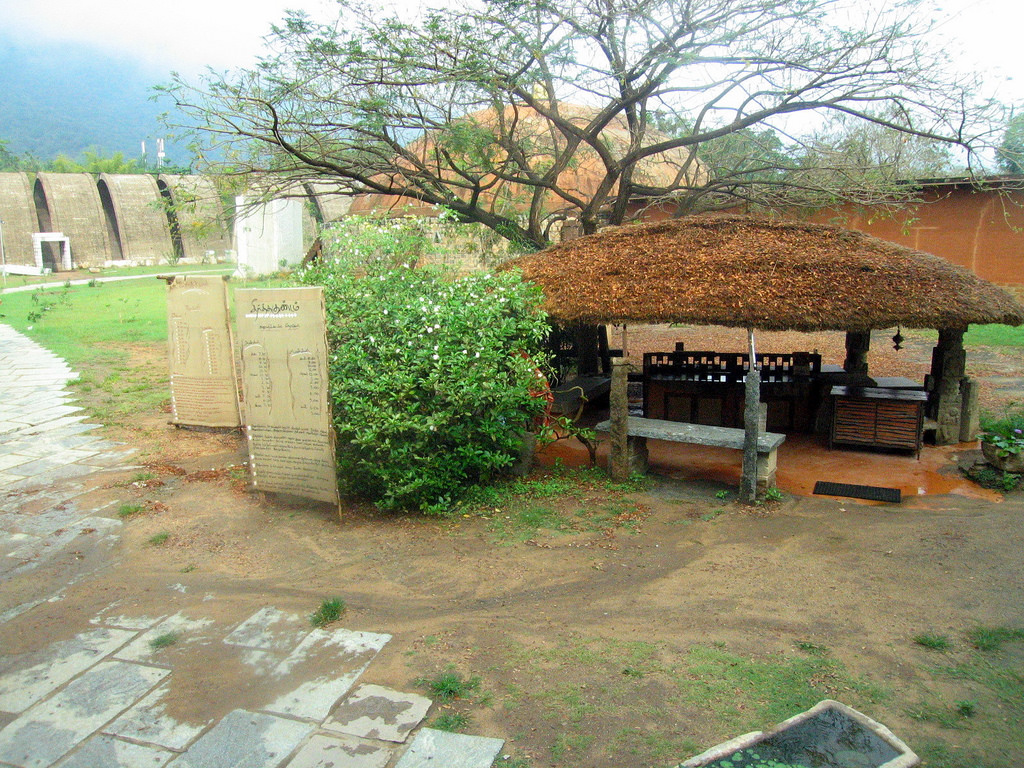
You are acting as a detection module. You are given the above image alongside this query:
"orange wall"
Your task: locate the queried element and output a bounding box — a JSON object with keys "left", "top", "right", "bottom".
{"left": 806, "top": 187, "right": 1024, "bottom": 289}
{"left": 631, "top": 186, "right": 1024, "bottom": 296}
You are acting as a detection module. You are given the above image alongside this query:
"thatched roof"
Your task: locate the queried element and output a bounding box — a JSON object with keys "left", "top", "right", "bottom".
{"left": 0, "top": 172, "right": 38, "bottom": 266}
{"left": 501, "top": 215, "right": 1024, "bottom": 331}
{"left": 99, "top": 174, "right": 174, "bottom": 262}
{"left": 35, "top": 173, "right": 113, "bottom": 266}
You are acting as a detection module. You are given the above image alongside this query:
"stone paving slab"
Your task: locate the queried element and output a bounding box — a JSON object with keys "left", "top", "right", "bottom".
{"left": 114, "top": 614, "right": 215, "bottom": 663}
{"left": 168, "top": 709, "right": 313, "bottom": 768}
{"left": 6, "top": 464, "right": 109, "bottom": 491}
{"left": 105, "top": 682, "right": 212, "bottom": 752}
{"left": 2, "top": 501, "right": 98, "bottom": 537}
{"left": 0, "top": 455, "right": 33, "bottom": 473}
{"left": 2, "top": 517, "right": 122, "bottom": 577}
{"left": 324, "top": 684, "right": 432, "bottom": 743}
{"left": 11, "top": 422, "right": 99, "bottom": 444}
{"left": 0, "top": 627, "right": 137, "bottom": 714}
{"left": 0, "top": 532, "right": 36, "bottom": 558}
{"left": 0, "top": 660, "right": 169, "bottom": 768}
{"left": 262, "top": 629, "right": 391, "bottom": 721}
{"left": 6, "top": 451, "right": 103, "bottom": 477}
{"left": 393, "top": 729, "right": 505, "bottom": 768}
{"left": 286, "top": 733, "right": 393, "bottom": 768}
{"left": 92, "top": 613, "right": 168, "bottom": 631}
{"left": 223, "top": 607, "right": 307, "bottom": 653}
{"left": 9, "top": 405, "right": 83, "bottom": 427}
{"left": 53, "top": 734, "right": 174, "bottom": 768}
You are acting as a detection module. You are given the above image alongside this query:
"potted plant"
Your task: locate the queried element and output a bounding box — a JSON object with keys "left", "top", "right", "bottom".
{"left": 979, "top": 406, "right": 1024, "bottom": 474}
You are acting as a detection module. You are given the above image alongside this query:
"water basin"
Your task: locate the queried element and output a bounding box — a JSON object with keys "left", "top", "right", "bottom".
{"left": 679, "top": 700, "right": 919, "bottom": 768}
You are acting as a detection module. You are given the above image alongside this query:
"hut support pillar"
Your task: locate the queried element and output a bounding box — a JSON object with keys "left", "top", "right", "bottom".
{"left": 740, "top": 368, "right": 762, "bottom": 502}
{"left": 931, "top": 327, "right": 969, "bottom": 445}
{"left": 960, "top": 378, "right": 980, "bottom": 443}
{"left": 610, "top": 358, "right": 646, "bottom": 481}
{"left": 843, "top": 331, "right": 871, "bottom": 376}
{"left": 740, "top": 328, "right": 761, "bottom": 503}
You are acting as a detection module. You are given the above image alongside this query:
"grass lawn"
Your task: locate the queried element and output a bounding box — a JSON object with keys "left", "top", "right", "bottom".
{"left": 0, "top": 262, "right": 234, "bottom": 289}
{"left": 895, "top": 325, "right": 1024, "bottom": 347}
{"left": 965, "top": 323, "right": 1024, "bottom": 347}
{"left": 0, "top": 274, "right": 290, "bottom": 429}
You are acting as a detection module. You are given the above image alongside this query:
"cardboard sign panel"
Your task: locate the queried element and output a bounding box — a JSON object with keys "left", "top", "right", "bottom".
{"left": 235, "top": 287, "right": 339, "bottom": 504}
{"left": 166, "top": 275, "right": 241, "bottom": 428}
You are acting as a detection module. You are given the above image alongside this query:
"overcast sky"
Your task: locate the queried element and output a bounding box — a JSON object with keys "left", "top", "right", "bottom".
{"left": 0, "top": 0, "right": 1020, "bottom": 100}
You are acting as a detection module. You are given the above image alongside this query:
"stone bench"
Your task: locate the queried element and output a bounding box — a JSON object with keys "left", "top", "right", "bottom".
{"left": 595, "top": 416, "right": 785, "bottom": 491}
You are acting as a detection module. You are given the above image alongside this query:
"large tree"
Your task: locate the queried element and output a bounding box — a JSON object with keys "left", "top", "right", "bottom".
{"left": 167, "top": 0, "right": 999, "bottom": 248}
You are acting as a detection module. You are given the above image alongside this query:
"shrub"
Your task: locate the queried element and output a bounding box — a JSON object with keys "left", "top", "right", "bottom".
{"left": 298, "top": 258, "right": 550, "bottom": 512}
{"left": 318, "top": 215, "right": 456, "bottom": 273}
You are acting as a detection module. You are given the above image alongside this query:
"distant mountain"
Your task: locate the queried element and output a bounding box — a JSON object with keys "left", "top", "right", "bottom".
{"left": 0, "top": 37, "right": 189, "bottom": 164}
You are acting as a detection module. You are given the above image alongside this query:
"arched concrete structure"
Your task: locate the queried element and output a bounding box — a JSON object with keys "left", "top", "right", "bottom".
{"left": 98, "top": 174, "right": 173, "bottom": 263}
{"left": 34, "top": 172, "right": 114, "bottom": 268}
{"left": 157, "top": 174, "right": 232, "bottom": 261}
{"left": 303, "top": 181, "right": 352, "bottom": 225}
{"left": 0, "top": 173, "right": 38, "bottom": 268}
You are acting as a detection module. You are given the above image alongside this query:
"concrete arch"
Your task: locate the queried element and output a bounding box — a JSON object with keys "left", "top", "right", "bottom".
{"left": 34, "top": 172, "right": 114, "bottom": 268}
{"left": 0, "top": 172, "right": 38, "bottom": 267}
{"left": 97, "top": 174, "right": 172, "bottom": 263}
{"left": 95, "top": 178, "right": 125, "bottom": 261}
{"left": 157, "top": 175, "right": 232, "bottom": 261}
{"left": 302, "top": 181, "right": 352, "bottom": 226}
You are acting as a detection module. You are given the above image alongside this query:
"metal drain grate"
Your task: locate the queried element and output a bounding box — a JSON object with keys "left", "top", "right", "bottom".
{"left": 813, "top": 481, "right": 902, "bottom": 504}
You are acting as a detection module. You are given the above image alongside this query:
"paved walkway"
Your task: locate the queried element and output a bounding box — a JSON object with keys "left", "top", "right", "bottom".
{"left": 0, "top": 605, "right": 503, "bottom": 768}
{"left": 0, "top": 324, "right": 506, "bottom": 768}
{"left": 0, "top": 325, "right": 127, "bottom": 492}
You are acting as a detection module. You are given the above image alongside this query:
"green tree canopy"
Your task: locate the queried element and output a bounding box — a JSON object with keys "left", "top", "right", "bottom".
{"left": 997, "top": 112, "right": 1024, "bottom": 175}
{"left": 167, "top": 0, "right": 1002, "bottom": 247}
{"left": 47, "top": 149, "right": 143, "bottom": 175}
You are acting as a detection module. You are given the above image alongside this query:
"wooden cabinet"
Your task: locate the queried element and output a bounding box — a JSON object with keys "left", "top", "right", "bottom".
{"left": 830, "top": 386, "right": 927, "bottom": 457}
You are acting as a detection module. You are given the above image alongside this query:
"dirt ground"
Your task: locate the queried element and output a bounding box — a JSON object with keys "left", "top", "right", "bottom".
{"left": 2, "top": 326, "right": 1023, "bottom": 767}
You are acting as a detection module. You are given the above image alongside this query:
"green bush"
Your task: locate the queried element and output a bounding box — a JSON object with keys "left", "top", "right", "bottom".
{"left": 298, "top": 259, "right": 550, "bottom": 512}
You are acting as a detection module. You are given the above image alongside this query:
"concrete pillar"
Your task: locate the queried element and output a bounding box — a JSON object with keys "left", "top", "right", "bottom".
{"left": 740, "top": 367, "right": 761, "bottom": 502}
{"left": 931, "top": 327, "right": 967, "bottom": 445}
{"left": 843, "top": 331, "right": 871, "bottom": 376}
{"left": 610, "top": 358, "right": 631, "bottom": 482}
{"left": 959, "top": 377, "right": 981, "bottom": 444}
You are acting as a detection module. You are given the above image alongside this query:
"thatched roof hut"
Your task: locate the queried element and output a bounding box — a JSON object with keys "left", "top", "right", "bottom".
{"left": 0, "top": 172, "right": 38, "bottom": 267}
{"left": 157, "top": 175, "right": 232, "bottom": 261}
{"left": 35, "top": 172, "right": 114, "bottom": 266}
{"left": 503, "top": 215, "right": 1024, "bottom": 331}
{"left": 98, "top": 174, "right": 174, "bottom": 263}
